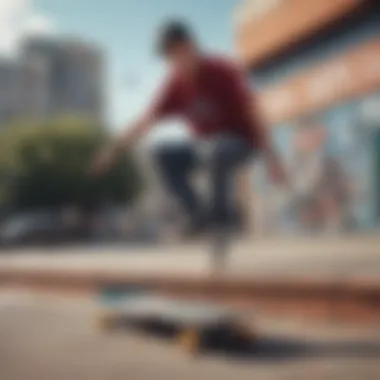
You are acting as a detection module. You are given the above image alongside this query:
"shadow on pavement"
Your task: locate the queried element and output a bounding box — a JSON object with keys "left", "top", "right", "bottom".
{"left": 110, "top": 319, "right": 380, "bottom": 362}
{"left": 212, "top": 336, "right": 380, "bottom": 362}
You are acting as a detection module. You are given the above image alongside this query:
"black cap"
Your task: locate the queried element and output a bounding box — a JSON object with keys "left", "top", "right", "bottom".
{"left": 156, "top": 20, "right": 194, "bottom": 56}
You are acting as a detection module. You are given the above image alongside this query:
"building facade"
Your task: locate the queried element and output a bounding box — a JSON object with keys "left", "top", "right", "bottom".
{"left": 235, "top": 0, "right": 380, "bottom": 234}
{"left": 0, "top": 37, "right": 104, "bottom": 127}
{"left": 0, "top": 60, "right": 20, "bottom": 125}
{"left": 21, "top": 37, "right": 104, "bottom": 122}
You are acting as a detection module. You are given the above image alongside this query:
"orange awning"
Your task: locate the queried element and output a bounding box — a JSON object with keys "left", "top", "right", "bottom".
{"left": 236, "top": 0, "right": 363, "bottom": 68}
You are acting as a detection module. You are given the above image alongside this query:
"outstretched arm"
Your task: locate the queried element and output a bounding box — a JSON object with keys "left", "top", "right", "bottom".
{"left": 250, "top": 94, "right": 288, "bottom": 186}
{"left": 92, "top": 75, "right": 179, "bottom": 177}
{"left": 91, "top": 113, "right": 156, "bottom": 177}
{"left": 226, "top": 61, "right": 287, "bottom": 186}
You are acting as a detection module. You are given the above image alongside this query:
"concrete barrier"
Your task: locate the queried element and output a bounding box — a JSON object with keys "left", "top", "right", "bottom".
{"left": 1, "top": 267, "right": 379, "bottom": 324}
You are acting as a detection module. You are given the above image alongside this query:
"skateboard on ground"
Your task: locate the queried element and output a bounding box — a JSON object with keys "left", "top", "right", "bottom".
{"left": 95, "top": 287, "right": 255, "bottom": 354}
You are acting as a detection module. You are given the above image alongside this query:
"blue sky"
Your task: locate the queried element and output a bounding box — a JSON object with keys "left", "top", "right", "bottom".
{"left": 35, "top": 0, "right": 239, "bottom": 134}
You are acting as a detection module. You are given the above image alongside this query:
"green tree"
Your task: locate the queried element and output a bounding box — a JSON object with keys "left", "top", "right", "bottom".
{"left": 0, "top": 117, "right": 142, "bottom": 212}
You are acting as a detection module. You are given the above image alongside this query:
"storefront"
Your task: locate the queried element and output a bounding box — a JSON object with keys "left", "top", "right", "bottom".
{"left": 235, "top": 0, "right": 380, "bottom": 234}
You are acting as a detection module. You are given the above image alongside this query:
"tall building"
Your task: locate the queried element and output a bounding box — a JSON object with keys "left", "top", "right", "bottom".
{"left": 0, "top": 37, "right": 104, "bottom": 127}
{"left": 21, "top": 37, "right": 104, "bottom": 122}
{"left": 235, "top": 0, "right": 380, "bottom": 234}
{"left": 0, "top": 59, "right": 20, "bottom": 125}
{"left": 17, "top": 52, "right": 50, "bottom": 120}
{"left": 56, "top": 40, "right": 104, "bottom": 121}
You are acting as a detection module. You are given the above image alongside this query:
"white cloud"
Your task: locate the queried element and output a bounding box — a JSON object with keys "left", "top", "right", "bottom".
{"left": 0, "top": 0, "right": 55, "bottom": 57}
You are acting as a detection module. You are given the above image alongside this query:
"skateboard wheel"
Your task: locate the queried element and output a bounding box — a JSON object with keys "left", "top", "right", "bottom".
{"left": 96, "top": 311, "right": 118, "bottom": 330}
{"left": 178, "top": 328, "right": 201, "bottom": 355}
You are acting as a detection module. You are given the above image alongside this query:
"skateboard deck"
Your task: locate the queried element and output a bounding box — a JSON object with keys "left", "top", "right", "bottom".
{"left": 95, "top": 288, "right": 255, "bottom": 354}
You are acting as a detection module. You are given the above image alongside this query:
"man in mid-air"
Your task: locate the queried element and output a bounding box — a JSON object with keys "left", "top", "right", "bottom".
{"left": 93, "top": 20, "right": 287, "bottom": 236}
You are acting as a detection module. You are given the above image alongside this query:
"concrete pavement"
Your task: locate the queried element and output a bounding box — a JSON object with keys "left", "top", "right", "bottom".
{"left": 1, "top": 290, "right": 380, "bottom": 380}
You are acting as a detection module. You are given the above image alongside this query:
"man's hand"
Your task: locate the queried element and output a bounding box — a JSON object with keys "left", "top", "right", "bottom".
{"left": 265, "top": 153, "right": 288, "bottom": 188}
{"left": 91, "top": 115, "right": 155, "bottom": 178}
{"left": 91, "top": 145, "right": 117, "bottom": 178}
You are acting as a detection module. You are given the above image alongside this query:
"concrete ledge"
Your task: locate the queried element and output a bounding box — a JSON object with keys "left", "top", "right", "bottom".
{"left": 1, "top": 267, "right": 379, "bottom": 324}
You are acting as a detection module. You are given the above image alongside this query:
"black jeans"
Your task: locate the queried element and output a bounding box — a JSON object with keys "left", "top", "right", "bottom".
{"left": 154, "top": 135, "right": 255, "bottom": 229}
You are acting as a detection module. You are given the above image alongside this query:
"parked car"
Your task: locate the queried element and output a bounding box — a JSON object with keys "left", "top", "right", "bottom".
{"left": 0, "top": 211, "right": 83, "bottom": 248}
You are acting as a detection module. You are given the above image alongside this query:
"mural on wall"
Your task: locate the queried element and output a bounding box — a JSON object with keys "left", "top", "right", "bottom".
{"left": 258, "top": 93, "right": 380, "bottom": 234}
{"left": 290, "top": 117, "right": 354, "bottom": 232}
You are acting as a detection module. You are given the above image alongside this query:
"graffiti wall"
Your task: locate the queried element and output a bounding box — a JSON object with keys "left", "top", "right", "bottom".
{"left": 258, "top": 93, "right": 380, "bottom": 234}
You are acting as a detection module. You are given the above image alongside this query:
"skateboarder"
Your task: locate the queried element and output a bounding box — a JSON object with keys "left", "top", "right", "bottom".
{"left": 93, "top": 20, "right": 287, "bottom": 236}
